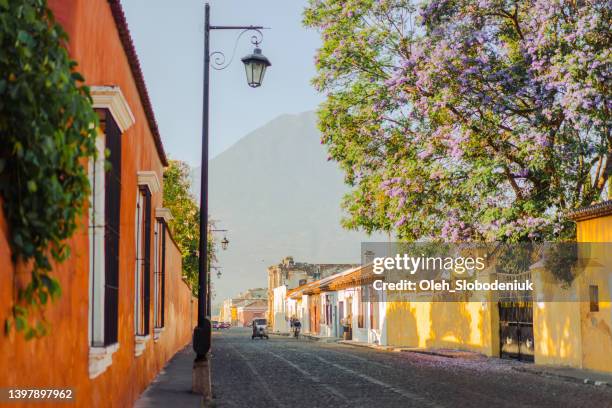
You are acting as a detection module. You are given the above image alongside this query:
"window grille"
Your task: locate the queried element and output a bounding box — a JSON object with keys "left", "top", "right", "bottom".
{"left": 104, "top": 113, "right": 121, "bottom": 345}
{"left": 154, "top": 218, "right": 166, "bottom": 328}
{"left": 135, "top": 186, "right": 151, "bottom": 336}
{"left": 89, "top": 110, "right": 121, "bottom": 347}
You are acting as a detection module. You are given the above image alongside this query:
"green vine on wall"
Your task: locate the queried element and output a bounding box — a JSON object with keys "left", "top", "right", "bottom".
{"left": 0, "top": 0, "right": 98, "bottom": 339}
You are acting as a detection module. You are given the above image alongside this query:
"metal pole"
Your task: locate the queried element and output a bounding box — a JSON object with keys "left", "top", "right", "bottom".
{"left": 194, "top": 1, "right": 211, "bottom": 360}
{"left": 193, "top": 5, "right": 267, "bottom": 396}
{"left": 207, "top": 269, "right": 211, "bottom": 317}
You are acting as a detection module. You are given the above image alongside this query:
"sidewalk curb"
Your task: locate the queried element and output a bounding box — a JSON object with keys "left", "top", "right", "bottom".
{"left": 302, "top": 334, "right": 339, "bottom": 343}
{"left": 270, "top": 332, "right": 339, "bottom": 343}
{"left": 401, "top": 349, "right": 459, "bottom": 358}
{"left": 399, "top": 348, "right": 488, "bottom": 360}
{"left": 270, "top": 332, "right": 290, "bottom": 337}
{"left": 512, "top": 366, "right": 612, "bottom": 388}
{"left": 337, "top": 341, "right": 463, "bottom": 355}
{"left": 337, "top": 340, "right": 394, "bottom": 351}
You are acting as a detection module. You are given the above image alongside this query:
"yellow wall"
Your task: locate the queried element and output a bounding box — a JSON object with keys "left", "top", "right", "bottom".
{"left": 385, "top": 299, "right": 498, "bottom": 356}
{"left": 384, "top": 269, "right": 500, "bottom": 356}
{"left": 576, "top": 214, "right": 612, "bottom": 242}
{"left": 533, "top": 300, "right": 583, "bottom": 367}
{"left": 580, "top": 299, "right": 612, "bottom": 372}
{"left": 576, "top": 214, "right": 612, "bottom": 372}
{"left": 535, "top": 273, "right": 612, "bottom": 372}
{"left": 533, "top": 214, "right": 612, "bottom": 372}
{"left": 577, "top": 216, "right": 612, "bottom": 372}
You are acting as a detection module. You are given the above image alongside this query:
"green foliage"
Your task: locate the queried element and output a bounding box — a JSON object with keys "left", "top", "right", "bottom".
{"left": 163, "top": 160, "right": 216, "bottom": 296}
{"left": 304, "top": 0, "right": 610, "bottom": 243}
{"left": 0, "top": 0, "right": 98, "bottom": 338}
{"left": 543, "top": 243, "right": 579, "bottom": 287}
{"left": 495, "top": 244, "right": 536, "bottom": 277}
{"left": 494, "top": 242, "right": 580, "bottom": 288}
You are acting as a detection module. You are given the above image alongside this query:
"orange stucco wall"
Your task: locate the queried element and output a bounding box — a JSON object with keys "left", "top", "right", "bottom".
{"left": 0, "top": 1, "right": 197, "bottom": 406}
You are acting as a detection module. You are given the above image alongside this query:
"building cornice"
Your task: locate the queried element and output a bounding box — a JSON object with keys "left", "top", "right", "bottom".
{"left": 91, "top": 86, "right": 135, "bottom": 133}
{"left": 155, "top": 207, "right": 173, "bottom": 222}
{"left": 137, "top": 171, "right": 161, "bottom": 194}
{"left": 107, "top": 0, "right": 168, "bottom": 166}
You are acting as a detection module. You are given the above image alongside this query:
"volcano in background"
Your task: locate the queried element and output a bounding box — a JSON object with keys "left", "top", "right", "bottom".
{"left": 191, "top": 111, "right": 383, "bottom": 311}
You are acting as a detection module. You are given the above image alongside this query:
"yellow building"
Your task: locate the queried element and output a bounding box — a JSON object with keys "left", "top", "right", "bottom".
{"left": 384, "top": 202, "right": 612, "bottom": 372}
{"left": 533, "top": 201, "right": 612, "bottom": 372}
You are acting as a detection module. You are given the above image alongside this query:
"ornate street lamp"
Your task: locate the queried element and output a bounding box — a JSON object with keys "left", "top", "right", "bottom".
{"left": 241, "top": 47, "right": 271, "bottom": 88}
{"left": 193, "top": 3, "right": 269, "bottom": 396}
{"left": 221, "top": 236, "right": 229, "bottom": 250}
{"left": 210, "top": 265, "right": 223, "bottom": 279}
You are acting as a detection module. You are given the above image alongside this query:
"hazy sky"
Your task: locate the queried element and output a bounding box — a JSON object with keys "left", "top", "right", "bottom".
{"left": 122, "top": 0, "right": 323, "bottom": 165}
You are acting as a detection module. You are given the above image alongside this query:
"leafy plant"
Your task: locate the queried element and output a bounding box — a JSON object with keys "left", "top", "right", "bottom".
{"left": 0, "top": 0, "right": 98, "bottom": 338}
{"left": 543, "top": 243, "right": 580, "bottom": 287}
{"left": 162, "top": 160, "right": 217, "bottom": 296}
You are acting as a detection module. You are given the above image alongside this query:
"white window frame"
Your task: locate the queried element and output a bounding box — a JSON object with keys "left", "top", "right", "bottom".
{"left": 134, "top": 189, "right": 145, "bottom": 333}
{"left": 153, "top": 208, "right": 172, "bottom": 340}
{"left": 134, "top": 173, "right": 160, "bottom": 355}
{"left": 87, "top": 130, "right": 120, "bottom": 379}
{"left": 153, "top": 219, "right": 166, "bottom": 341}
{"left": 87, "top": 85, "right": 134, "bottom": 378}
{"left": 134, "top": 188, "right": 151, "bottom": 356}
{"left": 153, "top": 219, "right": 161, "bottom": 330}
{"left": 88, "top": 130, "right": 106, "bottom": 347}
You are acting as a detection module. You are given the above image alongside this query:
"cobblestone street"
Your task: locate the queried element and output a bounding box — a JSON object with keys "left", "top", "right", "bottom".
{"left": 211, "top": 328, "right": 612, "bottom": 408}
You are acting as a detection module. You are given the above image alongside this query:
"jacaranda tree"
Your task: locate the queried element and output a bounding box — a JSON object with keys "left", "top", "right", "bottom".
{"left": 304, "top": 0, "right": 610, "bottom": 242}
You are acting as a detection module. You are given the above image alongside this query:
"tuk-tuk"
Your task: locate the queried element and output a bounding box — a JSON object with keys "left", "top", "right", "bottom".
{"left": 251, "top": 318, "right": 269, "bottom": 340}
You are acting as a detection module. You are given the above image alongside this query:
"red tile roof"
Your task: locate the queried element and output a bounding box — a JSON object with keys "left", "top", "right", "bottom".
{"left": 108, "top": 0, "right": 169, "bottom": 166}
{"left": 567, "top": 200, "right": 612, "bottom": 221}
{"left": 287, "top": 264, "right": 375, "bottom": 298}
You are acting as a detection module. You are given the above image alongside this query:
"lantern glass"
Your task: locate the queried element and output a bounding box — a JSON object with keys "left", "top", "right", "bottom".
{"left": 221, "top": 236, "right": 229, "bottom": 250}
{"left": 241, "top": 47, "right": 271, "bottom": 88}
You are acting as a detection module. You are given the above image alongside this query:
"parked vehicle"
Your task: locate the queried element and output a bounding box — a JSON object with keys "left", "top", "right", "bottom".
{"left": 211, "top": 321, "right": 219, "bottom": 329}
{"left": 251, "top": 318, "right": 269, "bottom": 340}
{"left": 220, "top": 322, "right": 231, "bottom": 329}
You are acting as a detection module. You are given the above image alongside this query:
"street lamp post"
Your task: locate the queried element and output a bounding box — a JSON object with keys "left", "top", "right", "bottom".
{"left": 208, "top": 228, "right": 228, "bottom": 315}
{"left": 210, "top": 228, "right": 229, "bottom": 251}
{"left": 193, "top": 3, "right": 270, "bottom": 397}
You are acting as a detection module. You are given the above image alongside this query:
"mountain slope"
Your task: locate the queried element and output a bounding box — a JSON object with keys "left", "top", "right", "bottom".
{"left": 192, "top": 111, "right": 381, "bottom": 304}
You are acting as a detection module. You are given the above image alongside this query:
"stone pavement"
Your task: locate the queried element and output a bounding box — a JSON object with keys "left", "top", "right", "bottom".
{"left": 209, "top": 328, "right": 612, "bottom": 407}
{"left": 283, "top": 334, "right": 612, "bottom": 389}
{"left": 135, "top": 331, "right": 612, "bottom": 407}
{"left": 134, "top": 344, "right": 203, "bottom": 408}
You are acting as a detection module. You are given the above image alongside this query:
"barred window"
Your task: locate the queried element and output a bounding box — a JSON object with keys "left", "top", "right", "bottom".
{"left": 358, "top": 287, "right": 366, "bottom": 329}
{"left": 135, "top": 186, "right": 151, "bottom": 336}
{"left": 88, "top": 110, "right": 121, "bottom": 348}
{"left": 153, "top": 218, "right": 166, "bottom": 329}
{"left": 325, "top": 295, "right": 332, "bottom": 326}
{"left": 369, "top": 287, "right": 379, "bottom": 330}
